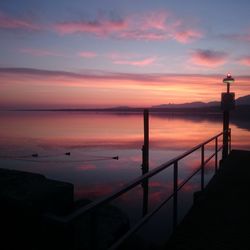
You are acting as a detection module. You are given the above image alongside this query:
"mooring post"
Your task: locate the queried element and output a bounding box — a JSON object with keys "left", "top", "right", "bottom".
{"left": 142, "top": 109, "right": 149, "bottom": 216}
{"left": 142, "top": 109, "right": 149, "bottom": 173}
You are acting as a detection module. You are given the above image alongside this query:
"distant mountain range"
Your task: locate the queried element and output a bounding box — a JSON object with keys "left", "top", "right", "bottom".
{"left": 17, "top": 95, "right": 250, "bottom": 112}
{"left": 150, "top": 95, "right": 250, "bottom": 109}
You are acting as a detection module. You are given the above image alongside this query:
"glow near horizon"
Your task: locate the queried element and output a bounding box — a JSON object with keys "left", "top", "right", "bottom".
{"left": 0, "top": 0, "right": 250, "bottom": 109}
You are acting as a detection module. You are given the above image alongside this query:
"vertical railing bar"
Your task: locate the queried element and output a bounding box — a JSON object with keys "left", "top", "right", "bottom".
{"left": 229, "top": 128, "right": 231, "bottom": 153}
{"left": 201, "top": 145, "right": 205, "bottom": 191}
{"left": 90, "top": 210, "right": 97, "bottom": 250}
{"left": 173, "top": 161, "right": 178, "bottom": 230}
{"left": 215, "top": 137, "right": 218, "bottom": 172}
{"left": 45, "top": 130, "right": 227, "bottom": 250}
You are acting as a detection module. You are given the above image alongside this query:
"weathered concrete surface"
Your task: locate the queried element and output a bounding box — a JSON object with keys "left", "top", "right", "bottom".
{"left": 165, "top": 149, "right": 250, "bottom": 250}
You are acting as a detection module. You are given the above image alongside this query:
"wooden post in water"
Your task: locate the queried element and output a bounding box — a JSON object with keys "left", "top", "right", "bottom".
{"left": 142, "top": 109, "right": 149, "bottom": 216}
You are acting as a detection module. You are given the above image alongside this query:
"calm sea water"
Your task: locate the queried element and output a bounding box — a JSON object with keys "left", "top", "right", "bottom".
{"left": 1, "top": 110, "right": 250, "bottom": 246}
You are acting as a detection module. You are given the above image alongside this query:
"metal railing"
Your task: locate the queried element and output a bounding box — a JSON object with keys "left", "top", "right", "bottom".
{"left": 46, "top": 129, "right": 231, "bottom": 250}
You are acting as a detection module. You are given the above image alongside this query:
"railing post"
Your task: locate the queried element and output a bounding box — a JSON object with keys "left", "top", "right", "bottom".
{"left": 228, "top": 128, "right": 231, "bottom": 153}
{"left": 173, "top": 161, "right": 178, "bottom": 230}
{"left": 215, "top": 137, "right": 218, "bottom": 172}
{"left": 201, "top": 145, "right": 205, "bottom": 191}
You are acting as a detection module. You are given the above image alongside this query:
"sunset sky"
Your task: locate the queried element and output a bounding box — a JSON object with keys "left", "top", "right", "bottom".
{"left": 1, "top": 0, "right": 250, "bottom": 109}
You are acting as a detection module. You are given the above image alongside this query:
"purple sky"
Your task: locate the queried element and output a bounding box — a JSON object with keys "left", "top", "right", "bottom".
{"left": 0, "top": 0, "right": 250, "bottom": 108}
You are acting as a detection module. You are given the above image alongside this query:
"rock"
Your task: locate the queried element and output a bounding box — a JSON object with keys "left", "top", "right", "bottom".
{"left": 0, "top": 168, "right": 74, "bottom": 250}
{"left": 0, "top": 168, "right": 74, "bottom": 215}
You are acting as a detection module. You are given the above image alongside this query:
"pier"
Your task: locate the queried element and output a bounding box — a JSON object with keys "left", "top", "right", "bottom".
{"left": 165, "top": 149, "right": 250, "bottom": 250}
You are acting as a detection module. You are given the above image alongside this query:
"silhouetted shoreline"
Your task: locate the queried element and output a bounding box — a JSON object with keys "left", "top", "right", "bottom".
{"left": 7, "top": 104, "right": 250, "bottom": 116}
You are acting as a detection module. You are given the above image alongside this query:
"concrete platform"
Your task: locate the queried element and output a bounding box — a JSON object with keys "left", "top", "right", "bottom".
{"left": 165, "top": 149, "right": 250, "bottom": 250}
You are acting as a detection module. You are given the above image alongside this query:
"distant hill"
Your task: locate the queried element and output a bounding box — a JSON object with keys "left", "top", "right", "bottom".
{"left": 150, "top": 95, "right": 250, "bottom": 109}
{"left": 151, "top": 101, "right": 219, "bottom": 109}
{"left": 236, "top": 95, "right": 250, "bottom": 105}
{"left": 17, "top": 95, "right": 250, "bottom": 113}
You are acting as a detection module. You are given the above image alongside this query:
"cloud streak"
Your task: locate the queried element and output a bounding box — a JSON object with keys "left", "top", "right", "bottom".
{"left": 173, "top": 29, "right": 202, "bottom": 43}
{"left": 220, "top": 33, "right": 250, "bottom": 43}
{"left": 0, "top": 11, "right": 40, "bottom": 31}
{"left": 113, "top": 57, "right": 156, "bottom": 67}
{"left": 190, "top": 49, "right": 228, "bottom": 67}
{"left": 1, "top": 67, "right": 250, "bottom": 108}
{"left": 20, "top": 48, "right": 62, "bottom": 57}
{"left": 54, "top": 10, "right": 202, "bottom": 43}
{"left": 0, "top": 9, "right": 202, "bottom": 43}
{"left": 0, "top": 67, "right": 221, "bottom": 84}
{"left": 78, "top": 51, "right": 97, "bottom": 58}
{"left": 55, "top": 18, "right": 128, "bottom": 36}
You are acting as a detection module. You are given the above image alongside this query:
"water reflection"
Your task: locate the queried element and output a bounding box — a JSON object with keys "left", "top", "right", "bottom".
{"left": 1, "top": 111, "right": 250, "bottom": 198}
{"left": 1, "top": 111, "right": 250, "bottom": 246}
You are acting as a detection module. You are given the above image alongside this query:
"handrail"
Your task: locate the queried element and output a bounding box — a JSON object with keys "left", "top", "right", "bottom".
{"left": 45, "top": 129, "right": 231, "bottom": 249}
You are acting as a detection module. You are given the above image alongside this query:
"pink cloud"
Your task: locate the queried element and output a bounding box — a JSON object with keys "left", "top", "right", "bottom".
{"left": 55, "top": 19, "right": 128, "bottom": 36}
{"left": 0, "top": 11, "right": 40, "bottom": 30}
{"left": 144, "top": 11, "right": 168, "bottom": 30}
{"left": 20, "top": 48, "right": 62, "bottom": 57}
{"left": 173, "top": 29, "right": 203, "bottom": 43}
{"left": 108, "top": 52, "right": 157, "bottom": 67}
{"left": 78, "top": 51, "right": 97, "bottom": 58}
{"left": 190, "top": 49, "right": 228, "bottom": 67}
{"left": 107, "top": 52, "right": 139, "bottom": 60}
{"left": 118, "top": 30, "right": 167, "bottom": 41}
{"left": 238, "top": 56, "right": 250, "bottom": 66}
{"left": 54, "top": 10, "right": 202, "bottom": 43}
{"left": 114, "top": 57, "right": 156, "bottom": 67}
{"left": 129, "top": 10, "right": 169, "bottom": 31}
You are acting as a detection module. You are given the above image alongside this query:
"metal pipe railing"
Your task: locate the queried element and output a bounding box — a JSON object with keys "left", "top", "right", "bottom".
{"left": 45, "top": 129, "right": 230, "bottom": 250}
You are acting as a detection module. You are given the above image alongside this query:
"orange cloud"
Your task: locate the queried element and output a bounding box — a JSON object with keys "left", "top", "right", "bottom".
{"left": 0, "top": 67, "right": 247, "bottom": 109}
{"left": 190, "top": 49, "right": 228, "bottom": 67}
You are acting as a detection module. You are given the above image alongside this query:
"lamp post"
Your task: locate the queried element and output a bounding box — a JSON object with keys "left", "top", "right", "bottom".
{"left": 221, "top": 73, "right": 235, "bottom": 160}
